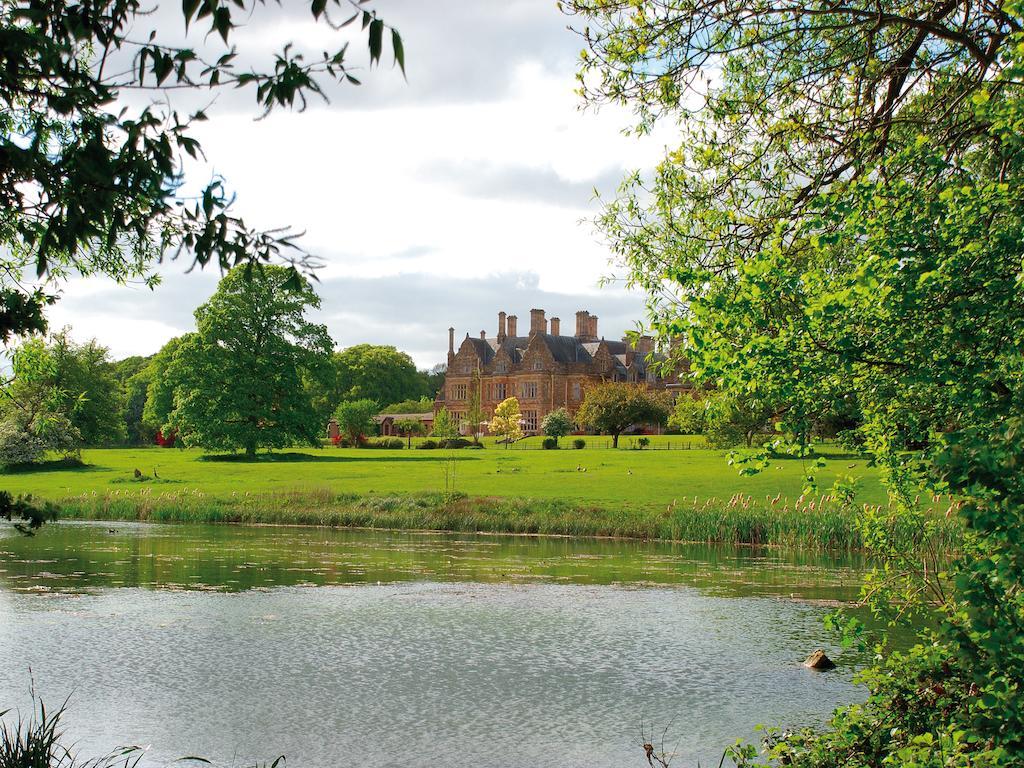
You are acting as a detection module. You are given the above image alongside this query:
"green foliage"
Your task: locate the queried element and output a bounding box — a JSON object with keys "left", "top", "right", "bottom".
{"left": 1, "top": 330, "right": 123, "bottom": 450}
{"left": 380, "top": 397, "right": 435, "bottom": 414}
{"left": 570, "top": 0, "right": 1024, "bottom": 764}
{"left": 668, "top": 395, "right": 707, "bottom": 435}
{"left": 333, "top": 399, "right": 379, "bottom": 446}
{"left": 0, "top": 490, "right": 58, "bottom": 535}
{"left": 463, "top": 369, "right": 486, "bottom": 444}
{"left": 541, "top": 407, "right": 574, "bottom": 446}
{"left": 141, "top": 336, "right": 191, "bottom": 435}
{"left": 110, "top": 355, "right": 155, "bottom": 445}
{"left": 393, "top": 418, "right": 426, "bottom": 448}
{"left": 310, "top": 345, "right": 426, "bottom": 418}
{"left": 575, "top": 382, "right": 670, "bottom": 448}
{"left": 0, "top": 0, "right": 404, "bottom": 340}
{"left": 158, "top": 266, "right": 332, "bottom": 457}
{"left": 572, "top": 438, "right": 586, "bottom": 450}
{"left": 431, "top": 407, "right": 459, "bottom": 441}
{"left": 541, "top": 436, "right": 558, "bottom": 450}
{"left": 488, "top": 397, "right": 523, "bottom": 447}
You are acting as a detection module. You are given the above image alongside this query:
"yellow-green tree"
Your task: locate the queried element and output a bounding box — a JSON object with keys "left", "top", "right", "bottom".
{"left": 489, "top": 397, "right": 523, "bottom": 449}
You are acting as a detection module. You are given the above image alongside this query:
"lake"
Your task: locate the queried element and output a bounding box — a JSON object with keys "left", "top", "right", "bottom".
{"left": 0, "top": 522, "right": 869, "bottom": 768}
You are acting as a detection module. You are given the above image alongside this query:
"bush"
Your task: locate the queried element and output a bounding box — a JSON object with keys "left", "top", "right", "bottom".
{"left": 637, "top": 436, "right": 650, "bottom": 449}
{"left": 466, "top": 443, "right": 485, "bottom": 449}
{"left": 441, "top": 437, "right": 472, "bottom": 449}
{"left": 363, "top": 438, "right": 404, "bottom": 449}
{"left": 572, "top": 438, "right": 586, "bottom": 449}
{"left": 542, "top": 437, "right": 558, "bottom": 449}
{"left": 417, "top": 439, "right": 439, "bottom": 449}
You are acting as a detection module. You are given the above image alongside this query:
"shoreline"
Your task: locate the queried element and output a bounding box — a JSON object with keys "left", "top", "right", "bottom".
{"left": 44, "top": 487, "right": 960, "bottom": 552}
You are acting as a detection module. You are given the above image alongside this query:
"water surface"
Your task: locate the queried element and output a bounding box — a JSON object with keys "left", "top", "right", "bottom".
{"left": 0, "top": 522, "right": 868, "bottom": 768}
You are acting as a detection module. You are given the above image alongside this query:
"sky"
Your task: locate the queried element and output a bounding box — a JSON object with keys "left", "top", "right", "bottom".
{"left": 49, "top": 0, "right": 674, "bottom": 369}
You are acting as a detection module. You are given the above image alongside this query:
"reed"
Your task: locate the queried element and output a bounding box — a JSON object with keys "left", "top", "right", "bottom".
{"left": 54, "top": 487, "right": 961, "bottom": 551}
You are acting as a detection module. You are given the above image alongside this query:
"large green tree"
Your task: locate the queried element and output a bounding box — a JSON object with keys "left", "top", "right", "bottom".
{"left": 0, "top": 0, "right": 403, "bottom": 341}
{"left": 575, "top": 383, "right": 670, "bottom": 448}
{"left": 569, "top": 1, "right": 1024, "bottom": 764}
{"left": 158, "top": 266, "right": 331, "bottom": 457}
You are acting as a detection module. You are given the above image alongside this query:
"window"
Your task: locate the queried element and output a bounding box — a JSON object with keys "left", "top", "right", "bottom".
{"left": 492, "top": 382, "right": 507, "bottom": 400}
{"left": 571, "top": 382, "right": 582, "bottom": 401}
{"left": 532, "top": 360, "right": 543, "bottom": 371}
{"left": 520, "top": 381, "right": 538, "bottom": 399}
{"left": 452, "top": 384, "right": 467, "bottom": 400}
{"left": 523, "top": 411, "right": 538, "bottom": 432}
{"left": 495, "top": 361, "right": 507, "bottom": 373}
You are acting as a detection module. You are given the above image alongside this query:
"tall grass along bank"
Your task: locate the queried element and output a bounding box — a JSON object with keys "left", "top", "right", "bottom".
{"left": 53, "top": 487, "right": 961, "bottom": 551}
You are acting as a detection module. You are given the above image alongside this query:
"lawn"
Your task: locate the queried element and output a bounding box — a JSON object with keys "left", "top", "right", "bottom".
{"left": 2, "top": 438, "right": 888, "bottom": 510}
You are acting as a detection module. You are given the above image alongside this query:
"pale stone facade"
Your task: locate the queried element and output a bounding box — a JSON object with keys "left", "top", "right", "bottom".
{"left": 435, "top": 308, "right": 680, "bottom": 435}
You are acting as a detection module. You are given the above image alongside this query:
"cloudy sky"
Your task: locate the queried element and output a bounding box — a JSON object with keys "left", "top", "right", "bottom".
{"left": 50, "top": 1, "right": 674, "bottom": 368}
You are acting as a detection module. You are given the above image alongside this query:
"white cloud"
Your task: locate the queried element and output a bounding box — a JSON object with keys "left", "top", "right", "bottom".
{"left": 51, "top": 0, "right": 673, "bottom": 367}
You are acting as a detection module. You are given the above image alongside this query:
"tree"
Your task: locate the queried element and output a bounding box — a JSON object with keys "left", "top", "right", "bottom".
{"left": 668, "top": 395, "right": 707, "bottom": 436}
{"left": 0, "top": 0, "right": 404, "bottom": 342}
{"left": 569, "top": 1, "right": 1024, "bottom": 764}
{"left": 575, "top": 383, "right": 669, "bottom": 448}
{"left": 703, "top": 392, "right": 780, "bottom": 449}
{"left": 540, "top": 408, "right": 573, "bottom": 447}
{"left": 488, "top": 398, "right": 523, "bottom": 448}
{"left": 333, "top": 399, "right": 379, "bottom": 446}
{"left": 158, "top": 266, "right": 332, "bottom": 458}
{"left": 110, "top": 355, "right": 155, "bottom": 446}
{"left": 380, "top": 396, "right": 435, "bottom": 415}
{"left": 394, "top": 418, "right": 426, "bottom": 449}
{"left": 431, "top": 407, "right": 459, "bottom": 441}
{"left": 310, "top": 345, "right": 426, "bottom": 418}
{"left": 2, "top": 330, "right": 124, "bottom": 447}
{"left": 463, "top": 369, "right": 486, "bottom": 444}
{"left": 142, "top": 336, "right": 192, "bottom": 438}
{"left": 421, "top": 363, "right": 448, "bottom": 398}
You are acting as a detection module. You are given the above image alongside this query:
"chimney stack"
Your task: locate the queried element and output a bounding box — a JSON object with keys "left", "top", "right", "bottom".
{"left": 480, "top": 330, "right": 487, "bottom": 339}
{"left": 635, "top": 335, "right": 654, "bottom": 357}
{"left": 448, "top": 327, "right": 455, "bottom": 365}
{"left": 498, "top": 311, "right": 507, "bottom": 341}
{"left": 550, "top": 317, "right": 560, "bottom": 336}
{"left": 507, "top": 315, "right": 518, "bottom": 337}
{"left": 575, "top": 310, "right": 598, "bottom": 342}
{"left": 575, "top": 310, "right": 588, "bottom": 339}
{"left": 529, "top": 308, "right": 547, "bottom": 336}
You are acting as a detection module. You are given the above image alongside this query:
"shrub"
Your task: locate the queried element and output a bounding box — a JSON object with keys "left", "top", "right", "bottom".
{"left": 417, "top": 439, "right": 439, "bottom": 449}
{"left": 572, "top": 438, "right": 586, "bottom": 449}
{"left": 637, "top": 436, "right": 650, "bottom": 449}
{"left": 542, "top": 437, "right": 558, "bottom": 450}
{"left": 466, "top": 443, "right": 485, "bottom": 449}
{"left": 0, "top": 421, "right": 45, "bottom": 465}
{"left": 441, "top": 437, "right": 472, "bottom": 449}
{"left": 362, "top": 439, "right": 395, "bottom": 449}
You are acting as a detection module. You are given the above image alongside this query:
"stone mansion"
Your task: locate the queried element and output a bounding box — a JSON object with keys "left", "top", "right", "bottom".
{"left": 435, "top": 308, "right": 682, "bottom": 435}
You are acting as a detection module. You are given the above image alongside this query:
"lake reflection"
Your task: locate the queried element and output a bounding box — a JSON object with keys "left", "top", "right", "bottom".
{"left": 0, "top": 522, "right": 867, "bottom": 768}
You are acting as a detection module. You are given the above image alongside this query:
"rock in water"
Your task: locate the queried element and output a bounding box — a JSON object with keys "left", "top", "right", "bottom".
{"left": 804, "top": 649, "right": 836, "bottom": 670}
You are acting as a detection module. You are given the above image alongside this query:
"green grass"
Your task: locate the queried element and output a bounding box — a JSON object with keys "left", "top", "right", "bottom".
{"left": 2, "top": 440, "right": 884, "bottom": 508}
{"left": 0, "top": 441, "right": 960, "bottom": 549}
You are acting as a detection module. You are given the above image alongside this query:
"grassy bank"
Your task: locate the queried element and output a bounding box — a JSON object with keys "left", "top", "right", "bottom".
{"left": 51, "top": 486, "right": 960, "bottom": 551}
{"left": 1, "top": 444, "right": 962, "bottom": 549}
{"left": 3, "top": 442, "right": 889, "bottom": 506}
